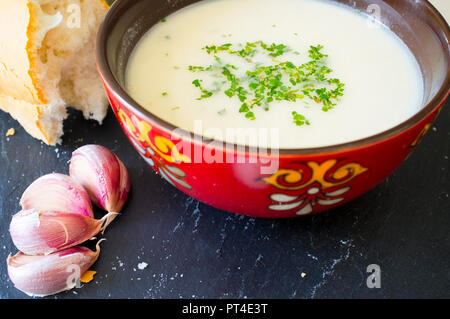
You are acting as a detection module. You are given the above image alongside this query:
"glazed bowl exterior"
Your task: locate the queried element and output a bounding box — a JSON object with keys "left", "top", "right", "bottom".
{"left": 97, "top": 0, "right": 450, "bottom": 218}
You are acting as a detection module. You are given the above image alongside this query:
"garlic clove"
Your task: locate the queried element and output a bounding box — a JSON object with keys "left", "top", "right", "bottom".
{"left": 69, "top": 145, "right": 131, "bottom": 214}
{"left": 20, "top": 173, "right": 94, "bottom": 218}
{"left": 9, "top": 209, "right": 117, "bottom": 256}
{"left": 7, "top": 240, "right": 104, "bottom": 297}
{"left": 117, "top": 158, "right": 131, "bottom": 212}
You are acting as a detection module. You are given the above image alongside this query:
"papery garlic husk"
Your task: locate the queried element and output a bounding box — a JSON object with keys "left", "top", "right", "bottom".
{"left": 7, "top": 241, "right": 104, "bottom": 297}
{"left": 20, "top": 173, "right": 94, "bottom": 218}
{"left": 9, "top": 209, "right": 117, "bottom": 255}
{"left": 69, "top": 145, "right": 131, "bottom": 215}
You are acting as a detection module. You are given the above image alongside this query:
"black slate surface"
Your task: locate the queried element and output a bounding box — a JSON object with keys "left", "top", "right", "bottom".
{"left": 0, "top": 102, "right": 449, "bottom": 299}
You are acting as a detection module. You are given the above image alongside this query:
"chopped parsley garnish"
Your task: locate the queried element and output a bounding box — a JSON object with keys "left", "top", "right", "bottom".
{"left": 192, "top": 79, "right": 213, "bottom": 100}
{"left": 188, "top": 41, "right": 345, "bottom": 126}
{"left": 161, "top": 18, "right": 167, "bottom": 23}
{"left": 162, "top": 92, "right": 168, "bottom": 96}
{"left": 292, "top": 111, "right": 310, "bottom": 126}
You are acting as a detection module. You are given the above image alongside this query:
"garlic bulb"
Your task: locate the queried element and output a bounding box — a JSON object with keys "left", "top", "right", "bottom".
{"left": 7, "top": 241, "right": 104, "bottom": 297}
{"left": 69, "top": 145, "right": 130, "bottom": 214}
{"left": 9, "top": 209, "right": 117, "bottom": 255}
{"left": 20, "top": 173, "right": 93, "bottom": 218}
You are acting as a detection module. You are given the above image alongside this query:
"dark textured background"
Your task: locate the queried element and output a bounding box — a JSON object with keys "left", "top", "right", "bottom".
{"left": 0, "top": 100, "right": 448, "bottom": 299}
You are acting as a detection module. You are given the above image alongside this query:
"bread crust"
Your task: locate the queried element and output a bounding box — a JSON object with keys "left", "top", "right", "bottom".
{"left": 0, "top": 0, "right": 109, "bottom": 145}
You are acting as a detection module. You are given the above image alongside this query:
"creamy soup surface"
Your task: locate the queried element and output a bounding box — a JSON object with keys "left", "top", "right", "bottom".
{"left": 126, "top": 0, "right": 423, "bottom": 149}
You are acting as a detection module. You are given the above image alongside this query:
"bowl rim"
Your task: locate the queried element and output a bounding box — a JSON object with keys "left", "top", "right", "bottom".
{"left": 96, "top": 0, "right": 450, "bottom": 156}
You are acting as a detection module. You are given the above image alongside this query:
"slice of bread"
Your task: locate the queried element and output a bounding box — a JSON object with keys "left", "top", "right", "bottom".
{"left": 0, "top": 0, "right": 109, "bottom": 145}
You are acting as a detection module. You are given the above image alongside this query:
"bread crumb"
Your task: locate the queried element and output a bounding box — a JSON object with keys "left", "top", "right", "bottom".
{"left": 137, "top": 262, "right": 148, "bottom": 270}
{"left": 6, "top": 128, "right": 15, "bottom": 137}
{"left": 80, "top": 270, "right": 97, "bottom": 283}
{"left": 301, "top": 272, "right": 307, "bottom": 278}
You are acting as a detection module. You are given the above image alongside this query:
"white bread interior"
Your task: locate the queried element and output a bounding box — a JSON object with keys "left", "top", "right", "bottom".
{"left": 0, "top": 0, "right": 109, "bottom": 145}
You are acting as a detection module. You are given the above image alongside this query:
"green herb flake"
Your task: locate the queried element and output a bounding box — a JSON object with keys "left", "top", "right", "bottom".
{"left": 245, "top": 111, "right": 256, "bottom": 120}
{"left": 161, "top": 18, "right": 167, "bottom": 23}
{"left": 292, "top": 111, "right": 310, "bottom": 126}
{"left": 188, "top": 41, "right": 344, "bottom": 126}
{"left": 192, "top": 79, "right": 213, "bottom": 100}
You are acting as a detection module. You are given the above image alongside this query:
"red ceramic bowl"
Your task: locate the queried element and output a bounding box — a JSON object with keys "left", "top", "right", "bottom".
{"left": 97, "top": 0, "right": 450, "bottom": 218}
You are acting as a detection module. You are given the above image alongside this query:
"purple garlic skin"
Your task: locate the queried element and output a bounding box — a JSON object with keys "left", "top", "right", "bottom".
{"left": 20, "top": 173, "right": 94, "bottom": 218}
{"left": 69, "top": 145, "right": 131, "bottom": 213}
{"left": 9, "top": 209, "right": 116, "bottom": 255}
{"left": 7, "top": 242, "right": 103, "bottom": 297}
